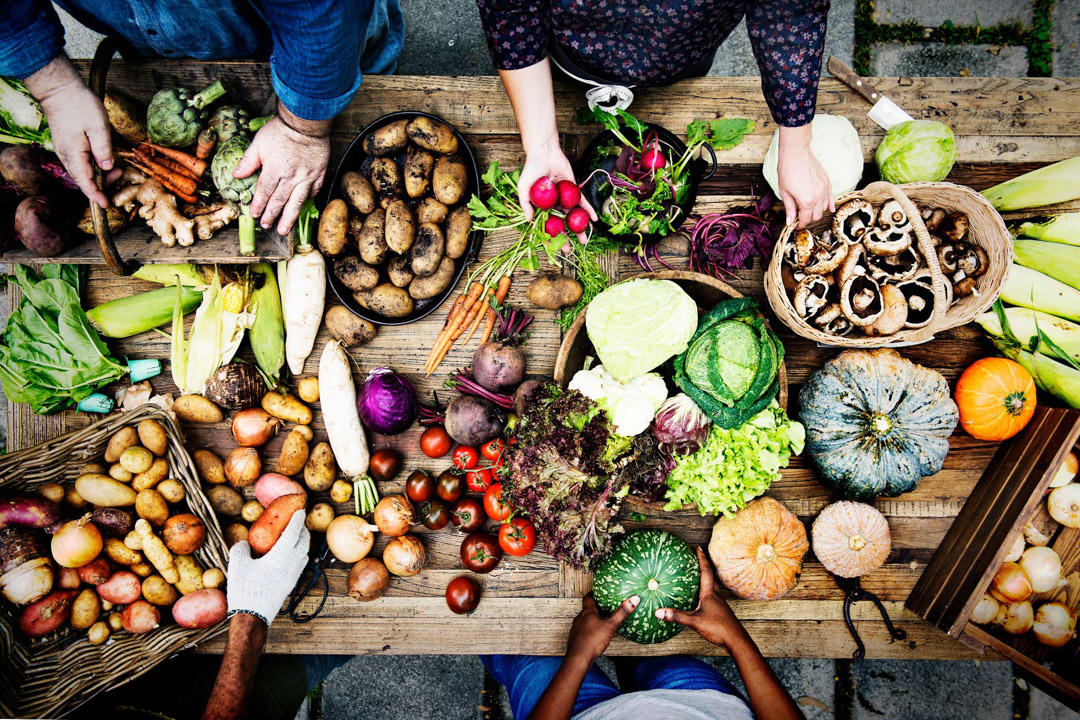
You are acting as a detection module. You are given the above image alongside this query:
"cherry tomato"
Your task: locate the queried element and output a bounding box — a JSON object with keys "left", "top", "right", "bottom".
{"left": 420, "top": 500, "right": 450, "bottom": 530}
{"left": 452, "top": 446, "right": 478, "bottom": 470}
{"left": 465, "top": 468, "right": 492, "bottom": 493}
{"left": 484, "top": 483, "right": 513, "bottom": 522}
{"left": 480, "top": 438, "right": 506, "bottom": 462}
{"left": 405, "top": 471, "right": 436, "bottom": 503}
{"left": 420, "top": 427, "right": 452, "bottom": 458}
{"left": 445, "top": 575, "right": 480, "bottom": 614}
{"left": 461, "top": 532, "right": 502, "bottom": 573}
{"left": 368, "top": 448, "right": 402, "bottom": 483}
{"left": 451, "top": 497, "right": 486, "bottom": 533}
{"left": 498, "top": 517, "right": 537, "bottom": 556}
{"left": 437, "top": 470, "right": 464, "bottom": 502}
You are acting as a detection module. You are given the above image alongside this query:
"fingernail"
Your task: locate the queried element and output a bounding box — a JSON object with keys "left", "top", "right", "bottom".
{"left": 101, "top": 160, "right": 112, "bottom": 170}
{"left": 654, "top": 609, "right": 666, "bottom": 619}
{"left": 629, "top": 595, "right": 640, "bottom": 607}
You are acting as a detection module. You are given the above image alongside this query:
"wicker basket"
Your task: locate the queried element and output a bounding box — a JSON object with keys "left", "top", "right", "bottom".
{"left": 764, "top": 181, "right": 1012, "bottom": 347}
{"left": 0, "top": 405, "right": 229, "bottom": 718}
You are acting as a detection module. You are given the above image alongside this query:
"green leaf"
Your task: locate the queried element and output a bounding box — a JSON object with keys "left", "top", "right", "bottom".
{"left": 481, "top": 161, "right": 502, "bottom": 189}
{"left": 615, "top": 109, "right": 647, "bottom": 145}
{"left": 686, "top": 120, "right": 710, "bottom": 148}
{"left": 704, "top": 118, "right": 755, "bottom": 151}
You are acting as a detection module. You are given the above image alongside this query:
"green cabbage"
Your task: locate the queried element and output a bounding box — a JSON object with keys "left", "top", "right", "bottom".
{"left": 875, "top": 120, "right": 956, "bottom": 183}
{"left": 585, "top": 278, "right": 698, "bottom": 381}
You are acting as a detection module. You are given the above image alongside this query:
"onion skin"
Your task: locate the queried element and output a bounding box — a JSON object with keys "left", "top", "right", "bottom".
{"left": 1047, "top": 483, "right": 1080, "bottom": 528}
{"left": 1002, "top": 534, "right": 1025, "bottom": 563}
{"left": 989, "top": 562, "right": 1032, "bottom": 603}
{"left": 326, "top": 515, "right": 379, "bottom": 563}
{"left": 1019, "top": 546, "right": 1062, "bottom": 593}
{"left": 347, "top": 558, "right": 390, "bottom": 602}
{"left": 383, "top": 535, "right": 425, "bottom": 577}
{"left": 50, "top": 515, "right": 103, "bottom": 569}
{"left": 971, "top": 594, "right": 1000, "bottom": 625}
{"left": 998, "top": 600, "right": 1034, "bottom": 635}
{"left": 225, "top": 447, "right": 262, "bottom": 489}
{"left": 1033, "top": 602, "right": 1077, "bottom": 647}
{"left": 232, "top": 408, "right": 279, "bottom": 447}
{"left": 373, "top": 494, "right": 414, "bottom": 537}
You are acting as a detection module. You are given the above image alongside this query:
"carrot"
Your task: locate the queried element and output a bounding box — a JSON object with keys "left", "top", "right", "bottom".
{"left": 476, "top": 276, "right": 512, "bottom": 345}
{"left": 122, "top": 159, "right": 199, "bottom": 204}
{"left": 195, "top": 130, "right": 217, "bottom": 162}
{"left": 141, "top": 143, "right": 208, "bottom": 178}
{"left": 136, "top": 148, "right": 198, "bottom": 181}
{"left": 463, "top": 288, "right": 495, "bottom": 343}
{"left": 425, "top": 283, "right": 483, "bottom": 375}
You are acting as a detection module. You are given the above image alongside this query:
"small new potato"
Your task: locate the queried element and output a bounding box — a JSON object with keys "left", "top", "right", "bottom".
{"left": 416, "top": 196, "right": 448, "bottom": 225}
{"left": 242, "top": 500, "right": 265, "bottom": 523}
{"left": 370, "top": 157, "right": 404, "bottom": 197}
{"left": 305, "top": 442, "right": 337, "bottom": 492}
{"left": 137, "top": 419, "right": 169, "bottom": 457}
{"left": 357, "top": 208, "right": 389, "bottom": 265}
{"left": 317, "top": 198, "right": 350, "bottom": 257}
{"left": 385, "top": 199, "right": 417, "bottom": 254}
{"left": 527, "top": 273, "right": 584, "bottom": 310}
{"left": 106, "top": 537, "right": 142, "bottom": 565}
{"left": 142, "top": 575, "right": 179, "bottom": 606}
{"left": 64, "top": 485, "right": 87, "bottom": 509}
{"left": 262, "top": 391, "right": 313, "bottom": 425}
{"left": 363, "top": 118, "right": 408, "bottom": 157}
{"left": 76, "top": 473, "right": 137, "bottom": 507}
{"left": 172, "top": 588, "right": 228, "bottom": 629}
{"left": 341, "top": 171, "right": 376, "bottom": 214}
{"left": 353, "top": 283, "right": 415, "bottom": 318}
{"left": 325, "top": 305, "right": 378, "bottom": 347}
{"left": 157, "top": 478, "right": 185, "bottom": 503}
{"left": 121, "top": 600, "right": 161, "bottom": 634}
{"left": 409, "top": 256, "right": 455, "bottom": 300}
{"left": 105, "top": 427, "right": 138, "bottom": 463}
{"left": 406, "top": 116, "right": 459, "bottom": 154}
{"left": 202, "top": 568, "right": 225, "bottom": 589}
{"left": 109, "top": 463, "right": 134, "bottom": 483}
{"left": 206, "top": 485, "right": 244, "bottom": 517}
{"left": 36, "top": 482, "right": 64, "bottom": 504}
{"left": 123, "top": 530, "right": 142, "bottom": 551}
{"left": 330, "top": 479, "right": 353, "bottom": 504}
{"left": 130, "top": 562, "right": 154, "bottom": 578}
{"left": 306, "top": 502, "right": 335, "bottom": 532}
{"left": 223, "top": 523, "right": 249, "bottom": 548}
{"left": 81, "top": 462, "right": 107, "bottom": 476}
{"left": 334, "top": 255, "right": 379, "bottom": 292}
{"left": 135, "top": 489, "right": 169, "bottom": 527}
{"left": 87, "top": 621, "right": 110, "bottom": 645}
{"left": 174, "top": 395, "right": 224, "bottom": 424}
{"left": 410, "top": 223, "right": 445, "bottom": 278}
{"left": 194, "top": 449, "right": 226, "bottom": 485}
{"left": 404, "top": 146, "right": 434, "bottom": 198}
{"left": 71, "top": 588, "right": 101, "bottom": 630}
{"left": 433, "top": 154, "right": 467, "bottom": 205}
{"left": 445, "top": 206, "right": 472, "bottom": 260}
{"left": 98, "top": 571, "right": 142, "bottom": 605}
{"left": 132, "top": 457, "right": 169, "bottom": 492}
{"left": 297, "top": 377, "right": 320, "bottom": 403}
{"left": 277, "top": 429, "right": 310, "bottom": 476}
{"left": 387, "top": 254, "right": 415, "bottom": 288}
{"left": 119, "top": 446, "right": 154, "bottom": 474}
{"left": 293, "top": 424, "right": 315, "bottom": 442}
{"left": 107, "top": 612, "right": 123, "bottom": 632}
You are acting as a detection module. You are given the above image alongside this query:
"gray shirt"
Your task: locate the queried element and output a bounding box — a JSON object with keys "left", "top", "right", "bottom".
{"left": 572, "top": 689, "right": 755, "bottom": 720}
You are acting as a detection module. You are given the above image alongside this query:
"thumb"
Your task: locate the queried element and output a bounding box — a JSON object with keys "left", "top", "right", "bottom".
{"left": 517, "top": 184, "right": 534, "bottom": 222}
{"left": 233, "top": 142, "right": 262, "bottom": 179}
{"left": 781, "top": 191, "right": 797, "bottom": 227}
{"left": 607, "top": 595, "right": 640, "bottom": 630}
{"left": 655, "top": 607, "right": 697, "bottom": 629}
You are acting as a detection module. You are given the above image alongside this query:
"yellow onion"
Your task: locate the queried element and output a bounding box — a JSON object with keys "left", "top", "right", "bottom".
{"left": 373, "top": 494, "right": 415, "bottom": 537}
{"left": 383, "top": 535, "right": 425, "bottom": 577}
{"left": 1033, "top": 602, "right": 1077, "bottom": 647}
{"left": 971, "top": 594, "right": 1000, "bottom": 625}
{"left": 997, "top": 600, "right": 1034, "bottom": 635}
{"left": 1019, "top": 546, "right": 1062, "bottom": 593}
{"left": 1048, "top": 483, "right": 1080, "bottom": 528}
{"left": 231, "top": 408, "right": 279, "bottom": 447}
{"left": 989, "top": 562, "right": 1032, "bottom": 603}
{"left": 347, "top": 558, "right": 390, "bottom": 602}
{"left": 51, "top": 514, "right": 103, "bottom": 568}
{"left": 326, "top": 515, "right": 379, "bottom": 563}
{"left": 225, "top": 447, "right": 262, "bottom": 489}
{"left": 1002, "top": 534, "right": 1025, "bottom": 563}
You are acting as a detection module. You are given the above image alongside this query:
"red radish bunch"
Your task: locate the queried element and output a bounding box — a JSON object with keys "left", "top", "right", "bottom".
{"left": 530, "top": 176, "right": 591, "bottom": 236}
{"left": 566, "top": 207, "right": 590, "bottom": 233}
{"left": 557, "top": 180, "right": 581, "bottom": 208}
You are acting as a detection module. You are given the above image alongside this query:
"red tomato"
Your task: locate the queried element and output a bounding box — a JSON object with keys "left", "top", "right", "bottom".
{"left": 405, "top": 471, "right": 436, "bottom": 503}
{"left": 461, "top": 532, "right": 502, "bottom": 573}
{"left": 445, "top": 576, "right": 481, "bottom": 614}
{"left": 452, "top": 446, "right": 478, "bottom": 470}
{"left": 420, "top": 427, "right": 452, "bottom": 458}
{"left": 465, "top": 468, "right": 492, "bottom": 493}
{"left": 437, "top": 470, "right": 464, "bottom": 502}
{"left": 480, "top": 438, "right": 505, "bottom": 461}
{"left": 484, "top": 483, "right": 513, "bottom": 522}
{"left": 499, "top": 518, "right": 536, "bottom": 556}
{"left": 451, "top": 497, "right": 486, "bottom": 533}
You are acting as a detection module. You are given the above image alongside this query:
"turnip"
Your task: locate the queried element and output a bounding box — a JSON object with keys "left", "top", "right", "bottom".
{"left": 530, "top": 177, "right": 558, "bottom": 210}
{"left": 544, "top": 216, "right": 566, "bottom": 238}
{"left": 557, "top": 179, "right": 581, "bottom": 209}
{"left": 566, "top": 207, "right": 590, "bottom": 233}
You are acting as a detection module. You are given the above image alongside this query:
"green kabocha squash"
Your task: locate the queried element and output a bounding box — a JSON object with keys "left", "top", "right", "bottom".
{"left": 798, "top": 348, "right": 957, "bottom": 500}
{"left": 593, "top": 529, "right": 699, "bottom": 644}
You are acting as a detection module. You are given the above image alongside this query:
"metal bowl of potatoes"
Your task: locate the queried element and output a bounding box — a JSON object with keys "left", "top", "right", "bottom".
{"left": 324, "top": 111, "right": 482, "bottom": 326}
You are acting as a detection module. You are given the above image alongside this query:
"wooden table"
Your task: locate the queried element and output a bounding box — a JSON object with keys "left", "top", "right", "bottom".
{"left": 8, "top": 63, "right": 1080, "bottom": 659}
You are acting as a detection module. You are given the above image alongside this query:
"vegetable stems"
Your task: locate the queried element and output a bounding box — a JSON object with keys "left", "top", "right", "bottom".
{"left": 354, "top": 475, "right": 379, "bottom": 515}
{"left": 444, "top": 369, "right": 514, "bottom": 409}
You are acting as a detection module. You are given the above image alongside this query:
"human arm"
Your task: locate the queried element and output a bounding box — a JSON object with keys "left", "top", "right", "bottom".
{"left": 526, "top": 594, "right": 639, "bottom": 720}
{"left": 655, "top": 548, "right": 804, "bottom": 720}
{"left": 202, "top": 612, "right": 268, "bottom": 720}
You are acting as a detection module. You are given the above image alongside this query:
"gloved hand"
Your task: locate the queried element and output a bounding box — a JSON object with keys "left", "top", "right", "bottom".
{"left": 226, "top": 510, "right": 310, "bottom": 627}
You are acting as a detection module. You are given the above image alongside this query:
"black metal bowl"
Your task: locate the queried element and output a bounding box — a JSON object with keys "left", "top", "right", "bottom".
{"left": 573, "top": 122, "right": 717, "bottom": 246}
{"left": 325, "top": 111, "right": 482, "bottom": 326}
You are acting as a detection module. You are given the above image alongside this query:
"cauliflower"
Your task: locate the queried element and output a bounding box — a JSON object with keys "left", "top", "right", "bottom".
{"left": 569, "top": 364, "right": 668, "bottom": 436}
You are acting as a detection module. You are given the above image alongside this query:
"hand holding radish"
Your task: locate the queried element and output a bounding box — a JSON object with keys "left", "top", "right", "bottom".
{"left": 518, "top": 147, "right": 597, "bottom": 243}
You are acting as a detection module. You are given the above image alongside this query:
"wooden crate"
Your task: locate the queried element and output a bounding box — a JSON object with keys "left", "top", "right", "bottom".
{"left": 906, "top": 407, "right": 1080, "bottom": 708}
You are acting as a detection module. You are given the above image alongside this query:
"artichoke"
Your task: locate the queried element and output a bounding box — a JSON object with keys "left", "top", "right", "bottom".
{"left": 207, "top": 105, "right": 250, "bottom": 143}
{"left": 147, "top": 80, "right": 226, "bottom": 147}
{"left": 212, "top": 134, "right": 259, "bottom": 255}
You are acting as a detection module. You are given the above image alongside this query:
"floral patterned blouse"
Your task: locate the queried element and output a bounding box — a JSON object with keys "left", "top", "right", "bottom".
{"left": 475, "top": 0, "right": 830, "bottom": 127}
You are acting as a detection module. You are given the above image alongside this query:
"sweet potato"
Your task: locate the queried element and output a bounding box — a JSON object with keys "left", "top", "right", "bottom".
{"left": 341, "top": 171, "right": 376, "bottom": 214}
{"left": 172, "top": 588, "right": 228, "bottom": 629}
{"left": 121, "top": 600, "right": 161, "bottom": 633}
{"left": 98, "top": 570, "right": 142, "bottom": 605}
{"left": 254, "top": 473, "right": 307, "bottom": 507}
{"left": 163, "top": 513, "right": 206, "bottom": 555}
{"left": 276, "top": 430, "right": 310, "bottom": 477}
{"left": 318, "top": 199, "right": 350, "bottom": 257}
{"left": 249, "top": 493, "right": 306, "bottom": 556}
{"left": 70, "top": 587, "right": 101, "bottom": 630}
{"left": 19, "top": 590, "right": 76, "bottom": 637}
{"left": 0, "top": 492, "right": 60, "bottom": 529}
{"left": 15, "top": 196, "right": 65, "bottom": 256}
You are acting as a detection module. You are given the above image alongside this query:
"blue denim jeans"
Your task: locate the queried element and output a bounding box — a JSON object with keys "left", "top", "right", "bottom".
{"left": 481, "top": 654, "right": 743, "bottom": 719}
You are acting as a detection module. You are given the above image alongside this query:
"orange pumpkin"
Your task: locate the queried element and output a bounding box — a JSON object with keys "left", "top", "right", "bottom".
{"left": 812, "top": 501, "right": 891, "bottom": 578}
{"left": 955, "top": 357, "right": 1036, "bottom": 441}
{"left": 708, "top": 497, "right": 808, "bottom": 601}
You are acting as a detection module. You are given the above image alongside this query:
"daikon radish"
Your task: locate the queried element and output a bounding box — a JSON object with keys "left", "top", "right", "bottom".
{"left": 284, "top": 200, "right": 326, "bottom": 374}
{"left": 318, "top": 340, "right": 369, "bottom": 477}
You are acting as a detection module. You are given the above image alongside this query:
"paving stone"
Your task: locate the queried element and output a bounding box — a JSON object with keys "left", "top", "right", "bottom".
{"left": 871, "top": 0, "right": 1031, "bottom": 28}
{"left": 321, "top": 655, "right": 486, "bottom": 720}
{"left": 871, "top": 43, "right": 1029, "bottom": 77}
{"left": 852, "top": 659, "right": 1013, "bottom": 720}
{"left": 1029, "top": 686, "right": 1080, "bottom": 720}
{"left": 396, "top": 0, "right": 496, "bottom": 76}
{"left": 1053, "top": 0, "right": 1080, "bottom": 76}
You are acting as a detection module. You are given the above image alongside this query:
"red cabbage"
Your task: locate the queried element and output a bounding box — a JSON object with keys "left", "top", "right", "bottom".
{"left": 357, "top": 367, "right": 417, "bottom": 435}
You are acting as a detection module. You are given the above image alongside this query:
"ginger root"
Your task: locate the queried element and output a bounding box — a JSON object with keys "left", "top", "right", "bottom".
{"left": 112, "top": 167, "right": 195, "bottom": 247}
{"left": 193, "top": 203, "right": 238, "bottom": 240}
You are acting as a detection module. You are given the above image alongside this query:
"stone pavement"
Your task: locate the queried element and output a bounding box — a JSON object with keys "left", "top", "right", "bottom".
{"left": 27, "top": 0, "right": 1080, "bottom": 718}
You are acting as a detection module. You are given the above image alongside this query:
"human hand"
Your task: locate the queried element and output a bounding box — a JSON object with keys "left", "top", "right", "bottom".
{"left": 234, "top": 112, "right": 330, "bottom": 236}
{"left": 565, "top": 593, "right": 639, "bottom": 663}
{"left": 776, "top": 124, "right": 834, "bottom": 229}
{"left": 226, "top": 511, "right": 310, "bottom": 627}
{"left": 517, "top": 140, "right": 596, "bottom": 244}
{"left": 655, "top": 547, "right": 749, "bottom": 650}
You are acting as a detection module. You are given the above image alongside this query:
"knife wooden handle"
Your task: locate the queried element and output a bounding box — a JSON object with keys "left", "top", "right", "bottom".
{"left": 827, "top": 57, "right": 883, "bottom": 105}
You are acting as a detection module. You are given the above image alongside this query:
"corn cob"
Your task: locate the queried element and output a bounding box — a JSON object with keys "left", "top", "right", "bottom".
{"left": 1017, "top": 213, "right": 1080, "bottom": 247}
{"left": 999, "top": 264, "right": 1080, "bottom": 323}
{"left": 983, "top": 157, "right": 1080, "bottom": 211}
{"left": 1013, "top": 239, "right": 1080, "bottom": 291}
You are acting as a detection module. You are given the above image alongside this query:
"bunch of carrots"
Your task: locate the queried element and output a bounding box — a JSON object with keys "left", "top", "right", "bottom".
{"left": 118, "top": 130, "right": 216, "bottom": 205}
{"left": 425, "top": 275, "right": 512, "bottom": 375}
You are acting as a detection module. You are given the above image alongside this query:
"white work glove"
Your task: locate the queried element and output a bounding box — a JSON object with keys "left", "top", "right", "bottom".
{"left": 226, "top": 511, "right": 310, "bottom": 627}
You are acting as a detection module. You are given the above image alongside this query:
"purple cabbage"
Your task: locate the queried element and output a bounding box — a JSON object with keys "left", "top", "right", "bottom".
{"left": 651, "top": 393, "right": 711, "bottom": 455}
{"left": 357, "top": 367, "right": 417, "bottom": 435}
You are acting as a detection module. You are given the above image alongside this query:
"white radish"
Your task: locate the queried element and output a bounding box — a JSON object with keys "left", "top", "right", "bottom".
{"left": 318, "top": 340, "right": 369, "bottom": 477}
{"left": 284, "top": 248, "right": 325, "bottom": 374}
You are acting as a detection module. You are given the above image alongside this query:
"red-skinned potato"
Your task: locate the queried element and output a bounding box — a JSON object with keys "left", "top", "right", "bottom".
{"left": 57, "top": 566, "right": 81, "bottom": 589}
{"left": 97, "top": 570, "right": 142, "bottom": 605}
{"left": 254, "top": 473, "right": 307, "bottom": 508}
{"left": 18, "top": 589, "right": 76, "bottom": 637}
{"left": 76, "top": 557, "right": 111, "bottom": 585}
{"left": 172, "top": 588, "right": 228, "bottom": 629}
{"left": 249, "top": 493, "right": 306, "bottom": 556}
{"left": 121, "top": 599, "right": 161, "bottom": 633}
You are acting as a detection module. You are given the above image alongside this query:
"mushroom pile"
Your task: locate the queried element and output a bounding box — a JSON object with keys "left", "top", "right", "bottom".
{"left": 780, "top": 199, "right": 988, "bottom": 338}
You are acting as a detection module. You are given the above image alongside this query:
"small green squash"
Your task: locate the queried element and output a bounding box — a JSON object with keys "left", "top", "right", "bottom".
{"left": 799, "top": 348, "right": 957, "bottom": 500}
{"left": 593, "top": 529, "right": 699, "bottom": 644}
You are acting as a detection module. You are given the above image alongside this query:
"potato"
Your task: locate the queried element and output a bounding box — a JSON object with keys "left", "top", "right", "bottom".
{"left": 77, "top": 557, "right": 110, "bottom": 585}
{"left": 527, "top": 273, "right": 584, "bottom": 310}
{"left": 77, "top": 204, "right": 128, "bottom": 236}
{"left": 387, "top": 254, "right": 415, "bottom": 288}
{"left": 142, "top": 576, "right": 179, "bottom": 606}
{"left": 406, "top": 116, "right": 459, "bottom": 155}
{"left": 411, "top": 223, "right": 445, "bottom": 278}
{"left": 163, "top": 513, "right": 207, "bottom": 555}
{"left": 317, "top": 198, "right": 350, "bottom": 257}
{"left": 194, "top": 449, "right": 226, "bottom": 485}
{"left": 91, "top": 507, "right": 135, "bottom": 538}
{"left": 103, "top": 91, "right": 147, "bottom": 144}
{"left": 123, "top": 530, "right": 142, "bottom": 551}
{"left": 416, "top": 196, "right": 449, "bottom": 225}
{"left": 404, "top": 146, "right": 434, "bottom": 198}
{"left": 98, "top": 571, "right": 142, "bottom": 605}
{"left": 18, "top": 590, "right": 76, "bottom": 637}
{"left": 175, "top": 555, "right": 206, "bottom": 595}
{"left": 15, "top": 196, "right": 65, "bottom": 257}
{"left": 157, "top": 478, "right": 185, "bottom": 503}
{"left": 297, "top": 376, "right": 320, "bottom": 403}
{"left": 223, "top": 523, "right": 249, "bottom": 548}
{"left": 445, "top": 206, "right": 472, "bottom": 260}
{"left": 100, "top": 599, "right": 114, "bottom": 612}
{"left": 132, "top": 457, "right": 169, "bottom": 492}
{"left": 409, "top": 256, "right": 456, "bottom": 300}
{"left": 341, "top": 170, "right": 376, "bottom": 214}
{"left": 262, "top": 391, "right": 313, "bottom": 425}
{"left": 81, "top": 462, "right": 108, "bottom": 476}
{"left": 306, "top": 503, "right": 335, "bottom": 532}
{"left": 385, "top": 199, "right": 417, "bottom": 254}
{"left": 135, "top": 489, "right": 169, "bottom": 527}
{"left": 119, "top": 446, "right": 154, "bottom": 474}
{"left": 202, "top": 568, "right": 226, "bottom": 590}
{"left": 172, "top": 588, "right": 228, "bottom": 629}
{"left": 64, "top": 485, "right": 87, "bottom": 509}
{"left": 330, "top": 479, "right": 353, "bottom": 504}
{"left": 357, "top": 208, "right": 389, "bottom": 265}
{"left": 36, "top": 482, "right": 64, "bottom": 504}
{"left": 241, "top": 500, "right": 265, "bottom": 523}
{"left": 130, "top": 562, "right": 153, "bottom": 578}
{"left": 249, "top": 494, "right": 306, "bottom": 556}
{"left": 370, "top": 157, "right": 403, "bottom": 197}
{"left": 70, "top": 588, "right": 101, "bottom": 630}
{"left": 363, "top": 118, "right": 408, "bottom": 157}
{"left": 87, "top": 621, "right": 110, "bottom": 645}
{"left": 76, "top": 473, "right": 137, "bottom": 507}
{"left": 277, "top": 429, "right": 311, "bottom": 476}
{"left": 206, "top": 485, "right": 244, "bottom": 517}
{"left": 106, "top": 537, "right": 142, "bottom": 565}
{"left": 174, "top": 395, "right": 224, "bottom": 424}
{"left": 106, "top": 427, "right": 139, "bottom": 463}
{"left": 293, "top": 423, "right": 315, "bottom": 442}
{"left": 433, "top": 155, "right": 468, "bottom": 205}
{"left": 353, "top": 283, "right": 415, "bottom": 318}
{"left": 121, "top": 600, "right": 161, "bottom": 634}
{"left": 107, "top": 612, "right": 123, "bottom": 631}
{"left": 109, "top": 463, "right": 134, "bottom": 483}
{"left": 254, "top": 473, "right": 307, "bottom": 507}
{"left": 137, "top": 419, "right": 169, "bottom": 457}
{"left": 324, "top": 305, "right": 378, "bottom": 347}
{"left": 334, "top": 254, "right": 379, "bottom": 292}
{"left": 304, "top": 442, "right": 337, "bottom": 492}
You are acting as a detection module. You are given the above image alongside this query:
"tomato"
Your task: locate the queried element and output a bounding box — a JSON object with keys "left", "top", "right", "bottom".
{"left": 420, "top": 427, "right": 452, "bottom": 458}
{"left": 405, "top": 471, "right": 436, "bottom": 503}
{"left": 484, "top": 483, "right": 512, "bottom": 522}
{"left": 465, "top": 468, "right": 492, "bottom": 493}
{"left": 461, "top": 532, "right": 502, "bottom": 573}
{"left": 437, "top": 470, "right": 464, "bottom": 502}
{"left": 445, "top": 575, "right": 480, "bottom": 614}
{"left": 368, "top": 448, "right": 402, "bottom": 483}
{"left": 451, "top": 497, "right": 486, "bottom": 533}
{"left": 498, "top": 517, "right": 536, "bottom": 556}
{"left": 420, "top": 500, "right": 450, "bottom": 530}
{"left": 481, "top": 438, "right": 505, "bottom": 462}
{"left": 452, "top": 446, "right": 478, "bottom": 470}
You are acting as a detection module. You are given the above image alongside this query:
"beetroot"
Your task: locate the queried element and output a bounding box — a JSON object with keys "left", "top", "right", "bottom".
{"left": 529, "top": 177, "right": 558, "bottom": 210}
{"left": 557, "top": 179, "right": 581, "bottom": 209}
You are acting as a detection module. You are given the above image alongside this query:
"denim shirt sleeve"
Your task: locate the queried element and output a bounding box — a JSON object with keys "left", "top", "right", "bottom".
{"left": 745, "top": 0, "right": 830, "bottom": 127}
{"left": 257, "top": 0, "right": 370, "bottom": 121}
{"left": 0, "top": 0, "right": 65, "bottom": 79}
{"left": 475, "top": 0, "right": 549, "bottom": 71}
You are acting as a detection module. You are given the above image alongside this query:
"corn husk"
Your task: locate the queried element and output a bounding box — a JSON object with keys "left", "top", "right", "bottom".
{"left": 997, "top": 344, "right": 1080, "bottom": 408}
{"left": 977, "top": 307, "right": 1080, "bottom": 365}
{"left": 1013, "top": 239, "right": 1080, "bottom": 291}
{"left": 999, "top": 264, "right": 1080, "bottom": 323}
{"left": 248, "top": 263, "right": 285, "bottom": 388}
{"left": 983, "top": 157, "right": 1080, "bottom": 211}
{"left": 171, "top": 273, "right": 254, "bottom": 394}
{"left": 1017, "top": 213, "right": 1080, "bottom": 246}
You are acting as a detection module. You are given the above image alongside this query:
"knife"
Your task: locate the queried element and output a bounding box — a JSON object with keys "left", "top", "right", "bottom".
{"left": 827, "top": 57, "right": 914, "bottom": 130}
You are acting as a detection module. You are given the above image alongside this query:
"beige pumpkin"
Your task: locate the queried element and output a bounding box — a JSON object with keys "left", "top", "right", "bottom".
{"left": 812, "top": 501, "right": 892, "bottom": 578}
{"left": 708, "top": 497, "right": 808, "bottom": 601}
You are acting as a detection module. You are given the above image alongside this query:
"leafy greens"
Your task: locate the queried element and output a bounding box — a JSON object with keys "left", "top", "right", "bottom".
{"left": 0, "top": 76, "right": 52, "bottom": 150}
